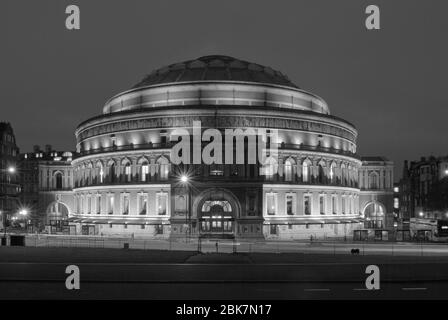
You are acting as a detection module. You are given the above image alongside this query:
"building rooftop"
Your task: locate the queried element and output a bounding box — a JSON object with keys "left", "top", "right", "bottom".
{"left": 132, "top": 55, "right": 299, "bottom": 89}
{"left": 361, "top": 156, "right": 391, "bottom": 162}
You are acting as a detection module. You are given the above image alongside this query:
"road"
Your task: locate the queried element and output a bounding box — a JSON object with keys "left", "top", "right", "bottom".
{"left": 1, "top": 247, "right": 448, "bottom": 299}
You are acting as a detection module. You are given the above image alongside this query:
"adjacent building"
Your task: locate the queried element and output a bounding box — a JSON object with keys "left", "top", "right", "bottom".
{"left": 0, "top": 122, "right": 20, "bottom": 230}
{"left": 399, "top": 156, "right": 448, "bottom": 221}
{"left": 19, "top": 145, "right": 74, "bottom": 232}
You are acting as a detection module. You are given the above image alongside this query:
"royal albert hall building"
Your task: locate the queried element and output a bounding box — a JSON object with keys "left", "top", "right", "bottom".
{"left": 67, "top": 55, "right": 393, "bottom": 240}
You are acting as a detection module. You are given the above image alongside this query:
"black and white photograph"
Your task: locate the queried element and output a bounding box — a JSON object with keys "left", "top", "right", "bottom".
{"left": 1, "top": 0, "right": 448, "bottom": 313}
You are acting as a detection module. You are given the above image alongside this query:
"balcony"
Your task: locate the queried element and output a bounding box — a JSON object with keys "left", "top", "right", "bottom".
{"left": 77, "top": 141, "right": 359, "bottom": 159}
{"left": 74, "top": 171, "right": 358, "bottom": 189}
{"left": 77, "top": 142, "right": 173, "bottom": 157}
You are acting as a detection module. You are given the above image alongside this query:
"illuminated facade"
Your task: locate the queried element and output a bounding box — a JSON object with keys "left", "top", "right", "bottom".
{"left": 25, "top": 55, "right": 393, "bottom": 239}
{"left": 0, "top": 122, "right": 20, "bottom": 230}
{"left": 19, "top": 145, "right": 74, "bottom": 232}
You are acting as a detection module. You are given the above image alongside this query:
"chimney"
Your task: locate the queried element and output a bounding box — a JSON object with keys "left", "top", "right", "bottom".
{"left": 45, "top": 144, "right": 52, "bottom": 153}
{"left": 33, "top": 145, "right": 41, "bottom": 153}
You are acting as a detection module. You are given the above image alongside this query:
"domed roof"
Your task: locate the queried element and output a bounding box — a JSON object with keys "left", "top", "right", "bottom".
{"left": 132, "top": 55, "right": 299, "bottom": 89}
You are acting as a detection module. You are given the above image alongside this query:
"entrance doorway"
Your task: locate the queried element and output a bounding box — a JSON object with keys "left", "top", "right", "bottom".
{"left": 363, "top": 202, "right": 385, "bottom": 229}
{"left": 199, "top": 200, "right": 234, "bottom": 238}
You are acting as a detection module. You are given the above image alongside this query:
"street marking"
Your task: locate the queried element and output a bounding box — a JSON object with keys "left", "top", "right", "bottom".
{"left": 304, "top": 288, "right": 330, "bottom": 291}
{"left": 353, "top": 288, "right": 370, "bottom": 291}
{"left": 402, "top": 287, "right": 427, "bottom": 291}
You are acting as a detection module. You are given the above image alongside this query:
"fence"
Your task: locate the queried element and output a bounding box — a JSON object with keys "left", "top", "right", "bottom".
{"left": 11, "top": 234, "right": 448, "bottom": 256}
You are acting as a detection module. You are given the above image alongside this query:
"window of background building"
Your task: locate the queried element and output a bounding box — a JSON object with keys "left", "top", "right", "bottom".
{"left": 369, "top": 173, "right": 378, "bottom": 189}
{"left": 248, "top": 195, "right": 256, "bottom": 212}
{"left": 55, "top": 172, "right": 63, "bottom": 190}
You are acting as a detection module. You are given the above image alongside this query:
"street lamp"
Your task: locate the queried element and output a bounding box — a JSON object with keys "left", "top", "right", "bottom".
{"left": 19, "top": 209, "right": 29, "bottom": 234}
{"left": 7, "top": 166, "right": 15, "bottom": 174}
{"left": 19, "top": 209, "right": 28, "bottom": 216}
{"left": 179, "top": 174, "right": 192, "bottom": 241}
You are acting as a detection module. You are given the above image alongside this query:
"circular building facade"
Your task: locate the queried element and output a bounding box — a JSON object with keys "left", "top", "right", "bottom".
{"left": 70, "top": 55, "right": 362, "bottom": 239}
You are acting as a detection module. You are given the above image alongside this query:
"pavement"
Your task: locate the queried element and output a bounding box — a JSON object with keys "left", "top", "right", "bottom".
{"left": 17, "top": 233, "right": 448, "bottom": 256}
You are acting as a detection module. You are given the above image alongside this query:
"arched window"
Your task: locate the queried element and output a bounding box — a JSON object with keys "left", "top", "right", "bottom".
{"left": 124, "top": 162, "right": 132, "bottom": 182}
{"left": 96, "top": 162, "right": 104, "bottom": 184}
{"left": 369, "top": 173, "right": 378, "bottom": 189}
{"left": 329, "top": 162, "right": 336, "bottom": 183}
{"left": 302, "top": 161, "right": 310, "bottom": 183}
{"left": 54, "top": 172, "right": 63, "bottom": 190}
{"left": 318, "top": 164, "right": 325, "bottom": 183}
{"left": 264, "top": 157, "right": 278, "bottom": 180}
{"left": 109, "top": 162, "right": 116, "bottom": 183}
{"left": 140, "top": 161, "right": 149, "bottom": 182}
{"left": 80, "top": 165, "right": 85, "bottom": 186}
{"left": 363, "top": 202, "right": 385, "bottom": 229}
{"left": 341, "top": 164, "right": 348, "bottom": 186}
{"left": 157, "top": 157, "right": 169, "bottom": 180}
{"left": 87, "top": 163, "right": 93, "bottom": 185}
{"left": 284, "top": 159, "right": 293, "bottom": 182}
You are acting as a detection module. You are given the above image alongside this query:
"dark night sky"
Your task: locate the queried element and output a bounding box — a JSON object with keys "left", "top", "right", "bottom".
{"left": 1, "top": 0, "right": 447, "bottom": 180}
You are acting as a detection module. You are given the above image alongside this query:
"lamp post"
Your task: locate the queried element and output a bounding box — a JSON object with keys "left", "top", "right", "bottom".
{"left": 180, "top": 174, "right": 192, "bottom": 242}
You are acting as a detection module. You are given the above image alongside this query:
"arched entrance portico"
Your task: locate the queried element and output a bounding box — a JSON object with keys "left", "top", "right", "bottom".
{"left": 362, "top": 201, "right": 386, "bottom": 229}
{"left": 193, "top": 188, "right": 241, "bottom": 239}
{"left": 46, "top": 201, "right": 70, "bottom": 233}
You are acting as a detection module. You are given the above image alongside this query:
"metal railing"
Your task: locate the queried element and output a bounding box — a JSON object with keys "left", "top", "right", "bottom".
{"left": 9, "top": 234, "right": 447, "bottom": 257}
{"left": 77, "top": 141, "right": 359, "bottom": 159}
